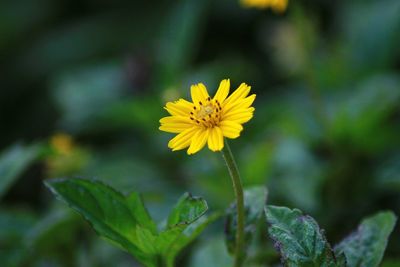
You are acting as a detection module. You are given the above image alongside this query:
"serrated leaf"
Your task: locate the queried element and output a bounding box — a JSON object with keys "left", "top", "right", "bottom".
{"left": 167, "top": 192, "right": 208, "bottom": 227}
{"left": 334, "top": 211, "right": 397, "bottom": 267}
{"left": 159, "top": 193, "right": 209, "bottom": 266}
{"left": 45, "top": 178, "right": 210, "bottom": 267}
{"left": 265, "top": 205, "right": 343, "bottom": 267}
{"left": 44, "top": 178, "right": 158, "bottom": 267}
{"left": 225, "top": 186, "right": 268, "bottom": 254}
{"left": 0, "top": 143, "right": 41, "bottom": 198}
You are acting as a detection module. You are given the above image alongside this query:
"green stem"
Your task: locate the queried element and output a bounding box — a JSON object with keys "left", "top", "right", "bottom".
{"left": 221, "top": 141, "right": 245, "bottom": 267}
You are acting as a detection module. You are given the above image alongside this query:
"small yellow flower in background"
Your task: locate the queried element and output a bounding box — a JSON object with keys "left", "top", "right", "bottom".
{"left": 159, "top": 79, "right": 256, "bottom": 155}
{"left": 50, "top": 133, "right": 73, "bottom": 155}
{"left": 240, "top": 0, "right": 288, "bottom": 13}
{"left": 47, "top": 133, "right": 89, "bottom": 177}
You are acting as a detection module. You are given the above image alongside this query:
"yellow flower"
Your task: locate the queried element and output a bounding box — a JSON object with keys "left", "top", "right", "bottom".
{"left": 240, "top": 0, "right": 288, "bottom": 12}
{"left": 159, "top": 79, "right": 255, "bottom": 155}
{"left": 50, "top": 133, "right": 73, "bottom": 155}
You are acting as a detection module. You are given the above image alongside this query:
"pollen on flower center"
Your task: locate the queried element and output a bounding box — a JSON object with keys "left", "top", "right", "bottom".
{"left": 189, "top": 97, "right": 222, "bottom": 128}
{"left": 199, "top": 105, "right": 214, "bottom": 118}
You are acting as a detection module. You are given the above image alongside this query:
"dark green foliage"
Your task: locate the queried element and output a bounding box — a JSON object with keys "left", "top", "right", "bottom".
{"left": 0, "top": 143, "right": 41, "bottom": 198}
{"left": 164, "top": 212, "right": 220, "bottom": 267}
{"left": 265, "top": 205, "right": 342, "bottom": 267}
{"left": 1, "top": 0, "right": 400, "bottom": 265}
{"left": 265, "top": 206, "right": 397, "bottom": 267}
{"left": 45, "top": 178, "right": 158, "bottom": 266}
{"left": 45, "top": 178, "right": 211, "bottom": 267}
{"left": 225, "top": 186, "right": 268, "bottom": 255}
{"left": 334, "top": 212, "right": 397, "bottom": 267}
{"left": 167, "top": 193, "right": 208, "bottom": 227}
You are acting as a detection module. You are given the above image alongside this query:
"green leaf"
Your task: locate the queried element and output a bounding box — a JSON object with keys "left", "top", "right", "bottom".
{"left": 165, "top": 212, "right": 220, "bottom": 267}
{"left": 0, "top": 143, "right": 41, "bottom": 199}
{"left": 334, "top": 211, "right": 397, "bottom": 267}
{"left": 265, "top": 205, "right": 343, "bottom": 267}
{"left": 45, "top": 178, "right": 210, "bottom": 267}
{"left": 44, "top": 178, "right": 158, "bottom": 267}
{"left": 167, "top": 192, "right": 208, "bottom": 227}
{"left": 158, "top": 193, "right": 209, "bottom": 266}
{"left": 225, "top": 186, "right": 268, "bottom": 254}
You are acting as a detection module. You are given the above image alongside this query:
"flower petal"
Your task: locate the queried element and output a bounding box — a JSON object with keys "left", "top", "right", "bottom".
{"left": 168, "top": 127, "right": 198, "bottom": 151}
{"left": 165, "top": 99, "right": 193, "bottom": 116}
{"left": 235, "top": 94, "right": 256, "bottom": 110}
{"left": 207, "top": 127, "right": 224, "bottom": 151}
{"left": 187, "top": 128, "right": 209, "bottom": 155}
{"left": 222, "top": 83, "right": 250, "bottom": 106}
{"left": 223, "top": 107, "right": 254, "bottom": 124}
{"left": 159, "top": 123, "right": 192, "bottom": 133}
{"left": 191, "top": 83, "right": 210, "bottom": 105}
{"left": 160, "top": 116, "right": 191, "bottom": 125}
{"left": 159, "top": 116, "right": 193, "bottom": 132}
{"left": 213, "top": 79, "right": 230, "bottom": 103}
{"left": 219, "top": 120, "right": 243, "bottom": 139}
{"left": 223, "top": 94, "right": 256, "bottom": 114}
{"left": 158, "top": 116, "right": 193, "bottom": 133}
{"left": 226, "top": 113, "right": 254, "bottom": 124}
{"left": 223, "top": 106, "right": 255, "bottom": 118}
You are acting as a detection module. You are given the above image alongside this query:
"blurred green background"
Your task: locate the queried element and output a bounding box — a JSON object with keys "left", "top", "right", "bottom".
{"left": 1, "top": 0, "right": 400, "bottom": 266}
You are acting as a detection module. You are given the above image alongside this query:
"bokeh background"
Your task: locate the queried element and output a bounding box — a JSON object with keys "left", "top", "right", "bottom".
{"left": 1, "top": 0, "right": 400, "bottom": 266}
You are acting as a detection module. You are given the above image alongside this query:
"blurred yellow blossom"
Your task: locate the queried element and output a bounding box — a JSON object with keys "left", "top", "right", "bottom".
{"left": 50, "top": 133, "right": 73, "bottom": 155}
{"left": 240, "top": 0, "right": 288, "bottom": 12}
{"left": 47, "top": 133, "right": 89, "bottom": 177}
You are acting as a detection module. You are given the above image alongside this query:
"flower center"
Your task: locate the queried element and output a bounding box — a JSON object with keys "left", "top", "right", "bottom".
{"left": 189, "top": 97, "right": 222, "bottom": 128}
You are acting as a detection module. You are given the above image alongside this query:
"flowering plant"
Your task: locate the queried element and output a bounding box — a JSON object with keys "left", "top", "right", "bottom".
{"left": 44, "top": 80, "right": 397, "bottom": 267}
